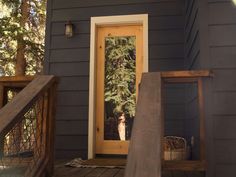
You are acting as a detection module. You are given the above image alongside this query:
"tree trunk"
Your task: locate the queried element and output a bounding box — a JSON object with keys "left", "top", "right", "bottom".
{"left": 15, "top": 0, "right": 29, "bottom": 76}
{"left": 15, "top": 42, "right": 26, "bottom": 76}
{"left": 15, "top": 0, "right": 30, "bottom": 155}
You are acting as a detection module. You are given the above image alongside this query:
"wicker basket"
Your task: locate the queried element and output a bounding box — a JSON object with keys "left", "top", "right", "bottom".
{"left": 164, "top": 136, "right": 189, "bottom": 161}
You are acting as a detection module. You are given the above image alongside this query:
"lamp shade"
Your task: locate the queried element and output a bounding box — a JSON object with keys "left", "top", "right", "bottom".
{"left": 65, "top": 21, "right": 74, "bottom": 38}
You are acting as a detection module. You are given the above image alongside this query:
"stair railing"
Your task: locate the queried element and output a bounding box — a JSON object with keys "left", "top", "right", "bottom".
{"left": 0, "top": 75, "right": 58, "bottom": 177}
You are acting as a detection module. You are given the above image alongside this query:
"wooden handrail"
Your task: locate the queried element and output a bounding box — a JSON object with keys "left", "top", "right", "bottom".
{"left": 161, "top": 70, "right": 213, "bottom": 83}
{"left": 0, "top": 75, "right": 57, "bottom": 136}
{"left": 161, "top": 70, "right": 213, "bottom": 78}
{"left": 0, "top": 76, "right": 34, "bottom": 82}
{"left": 125, "top": 71, "right": 212, "bottom": 176}
{"left": 0, "top": 75, "right": 58, "bottom": 177}
{"left": 0, "top": 76, "right": 34, "bottom": 109}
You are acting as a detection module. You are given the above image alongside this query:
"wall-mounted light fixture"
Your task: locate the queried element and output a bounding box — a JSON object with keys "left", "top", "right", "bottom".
{"left": 65, "top": 21, "right": 74, "bottom": 38}
{"left": 233, "top": 0, "right": 236, "bottom": 5}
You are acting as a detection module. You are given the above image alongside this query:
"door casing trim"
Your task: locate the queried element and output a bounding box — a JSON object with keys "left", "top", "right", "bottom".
{"left": 88, "top": 14, "right": 149, "bottom": 158}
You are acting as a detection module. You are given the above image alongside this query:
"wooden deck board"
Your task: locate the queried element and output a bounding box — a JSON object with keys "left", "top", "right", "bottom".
{"left": 84, "top": 168, "right": 107, "bottom": 177}
{"left": 53, "top": 166, "right": 124, "bottom": 177}
{"left": 114, "top": 169, "right": 125, "bottom": 177}
{"left": 53, "top": 166, "right": 205, "bottom": 177}
{"left": 99, "top": 168, "right": 120, "bottom": 177}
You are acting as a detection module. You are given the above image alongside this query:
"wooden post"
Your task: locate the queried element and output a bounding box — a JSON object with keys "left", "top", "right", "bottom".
{"left": 0, "top": 85, "right": 4, "bottom": 157}
{"left": 45, "top": 82, "right": 58, "bottom": 177}
{"left": 125, "top": 72, "right": 162, "bottom": 177}
{"left": 198, "top": 78, "right": 206, "bottom": 161}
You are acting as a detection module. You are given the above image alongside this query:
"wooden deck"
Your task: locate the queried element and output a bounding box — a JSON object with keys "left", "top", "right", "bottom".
{"left": 53, "top": 165, "right": 124, "bottom": 177}
{"left": 53, "top": 165, "right": 205, "bottom": 177}
{"left": 53, "top": 160, "right": 205, "bottom": 177}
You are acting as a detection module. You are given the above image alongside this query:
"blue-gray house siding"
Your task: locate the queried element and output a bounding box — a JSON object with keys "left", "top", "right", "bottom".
{"left": 45, "top": 0, "right": 185, "bottom": 159}
{"left": 184, "top": 1, "right": 236, "bottom": 177}
{"left": 44, "top": 0, "right": 236, "bottom": 176}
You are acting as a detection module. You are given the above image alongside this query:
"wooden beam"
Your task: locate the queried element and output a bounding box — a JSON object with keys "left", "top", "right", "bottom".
{"left": 46, "top": 82, "right": 58, "bottom": 176}
{"left": 0, "top": 85, "right": 4, "bottom": 108}
{"left": 198, "top": 78, "right": 206, "bottom": 161}
{"left": 0, "top": 76, "right": 33, "bottom": 88}
{"left": 0, "top": 76, "right": 34, "bottom": 82}
{"left": 164, "top": 78, "right": 198, "bottom": 83}
{"left": 1, "top": 82, "right": 31, "bottom": 88}
{"left": 162, "top": 160, "right": 206, "bottom": 171}
{"left": 0, "top": 75, "right": 57, "bottom": 136}
{"left": 161, "top": 70, "right": 213, "bottom": 78}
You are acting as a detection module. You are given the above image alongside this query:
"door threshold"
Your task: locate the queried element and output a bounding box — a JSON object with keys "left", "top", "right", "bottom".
{"left": 95, "top": 154, "right": 127, "bottom": 159}
{"left": 84, "top": 157, "right": 126, "bottom": 167}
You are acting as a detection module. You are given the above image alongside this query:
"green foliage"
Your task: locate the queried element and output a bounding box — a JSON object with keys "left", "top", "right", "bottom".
{"left": 0, "top": 0, "right": 46, "bottom": 75}
{"left": 104, "top": 36, "right": 136, "bottom": 117}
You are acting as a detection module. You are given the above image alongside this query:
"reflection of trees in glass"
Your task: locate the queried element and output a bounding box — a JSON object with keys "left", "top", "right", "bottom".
{"left": 104, "top": 36, "right": 136, "bottom": 118}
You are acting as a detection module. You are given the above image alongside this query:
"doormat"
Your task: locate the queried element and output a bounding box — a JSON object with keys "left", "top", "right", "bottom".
{"left": 65, "top": 158, "right": 126, "bottom": 169}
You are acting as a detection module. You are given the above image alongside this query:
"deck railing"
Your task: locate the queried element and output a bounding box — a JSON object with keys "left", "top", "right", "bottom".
{"left": 125, "top": 70, "right": 212, "bottom": 177}
{"left": 0, "top": 75, "right": 57, "bottom": 177}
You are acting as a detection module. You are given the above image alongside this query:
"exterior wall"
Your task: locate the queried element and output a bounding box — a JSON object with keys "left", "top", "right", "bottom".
{"left": 208, "top": 1, "right": 236, "bottom": 177}
{"left": 44, "top": 0, "right": 236, "bottom": 176}
{"left": 44, "top": 0, "right": 185, "bottom": 159}
{"left": 185, "top": 0, "right": 236, "bottom": 176}
{"left": 164, "top": 84, "right": 186, "bottom": 137}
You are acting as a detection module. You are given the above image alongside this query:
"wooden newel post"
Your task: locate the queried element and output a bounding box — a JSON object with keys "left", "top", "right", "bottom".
{"left": 125, "top": 72, "right": 162, "bottom": 177}
{"left": 45, "top": 81, "right": 58, "bottom": 177}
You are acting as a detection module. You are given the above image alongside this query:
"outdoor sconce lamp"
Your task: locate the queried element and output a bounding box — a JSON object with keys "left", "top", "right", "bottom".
{"left": 65, "top": 21, "right": 74, "bottom": 38}
{"left": 233, "top": 0, "right": 236, "bottom": 5}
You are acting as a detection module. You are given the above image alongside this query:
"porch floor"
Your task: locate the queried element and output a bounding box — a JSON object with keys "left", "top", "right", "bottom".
{"left": 53, "top": 160, "right": 125, "bottom": 177}
{"left": 53, "top": 160, "right": 205, "bottom": 177}
{"left": 54, "top": 167, "right": 124, "bottom": 177}
{"left": 53, "top": 165, "right": 205, "bottom": 177}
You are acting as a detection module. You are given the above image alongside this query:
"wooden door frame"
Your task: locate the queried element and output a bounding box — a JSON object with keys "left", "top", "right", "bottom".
{"left": 88, "top": 14, "right": 149, "bottom": 159}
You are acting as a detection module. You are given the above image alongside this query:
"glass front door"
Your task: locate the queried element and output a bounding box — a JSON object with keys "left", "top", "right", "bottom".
{"left": 96, "top": 25, "right": 143, "bottom": 154}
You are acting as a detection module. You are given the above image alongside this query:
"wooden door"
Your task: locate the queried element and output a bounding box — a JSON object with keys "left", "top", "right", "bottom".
{"left": 96, "top": 25, "right": 143, "bottom": 154}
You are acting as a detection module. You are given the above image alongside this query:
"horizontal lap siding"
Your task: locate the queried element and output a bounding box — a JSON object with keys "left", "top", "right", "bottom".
{"left": 45, "top": 0, "right": 185, "bottom": 159}
{"left": 51, "top": 3, "right": 184, "bottom": 21}
{"left": 209, "top": 2, "right": 236, "bottom": 175}
{"left": 215, "top": 164, "right": 236, "bottom": 177}
{"left": 185, "top": 83, "right": 200, "bottom": 160}
{"left": 185, "top": 0, "right": 236, "bottom": 175}
{"left": 56, "top": 106, "right": 88, "bottom": 121}
{"left": 211, "top": 47, "right": 236, "bottom": 68}
{"left": 164, "top": 84, "right": 186, "bottom": 137}
{"left": 52, "top": 0, "right": 178, "bottom": 9}
{"left": 195, "top": 1, "right": 236, "bottom": 176}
